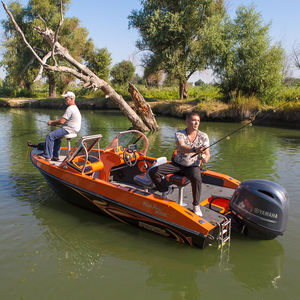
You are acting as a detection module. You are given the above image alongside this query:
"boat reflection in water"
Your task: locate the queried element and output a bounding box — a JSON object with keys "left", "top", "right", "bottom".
{"left": 29, "top": 191, "right": 284, "bottom": 296}
{"left": 230, "top": 237, "right": 284, "bottom": 290}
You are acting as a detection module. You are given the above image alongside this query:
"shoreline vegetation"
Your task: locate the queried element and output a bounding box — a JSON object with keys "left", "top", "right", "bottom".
{"left": 1, "top": 84, "right": 300, "bottom": 129}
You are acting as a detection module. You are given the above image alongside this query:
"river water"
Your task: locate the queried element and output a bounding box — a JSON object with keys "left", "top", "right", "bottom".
{"left": 0, "top": 108, "right": 300, "bottom": 299}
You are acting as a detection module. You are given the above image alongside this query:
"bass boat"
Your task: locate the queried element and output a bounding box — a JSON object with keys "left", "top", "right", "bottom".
{"left": 30, "top": 130, "right": 289, "bottom": 249}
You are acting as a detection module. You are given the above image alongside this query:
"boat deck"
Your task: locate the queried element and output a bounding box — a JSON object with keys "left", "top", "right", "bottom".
{"left": 113, "top": 180, "right": 233, "bottom": 224}
{"left": 33, "top": 150, "right": 234, "bottom": 224}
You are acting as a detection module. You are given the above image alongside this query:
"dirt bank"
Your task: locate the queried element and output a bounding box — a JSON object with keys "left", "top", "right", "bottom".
{"left": 1, "top": 97, "right": 299, "bottom": 128}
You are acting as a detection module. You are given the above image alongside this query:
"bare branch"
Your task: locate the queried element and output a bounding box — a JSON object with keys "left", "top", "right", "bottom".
{"left": 35, "top": 47, "right": 48, "bottom": 55}
{"left": 1, "top": 0, "right": 156, "bottom": 131}
{"left": 293, "top": 47, "right": 300, "bottom": 69}
{"left": 38, "top": 15, "right": 47, "bottom": 29}
{"left": 51, "top": 0, "right": 64, "bottom": 66}
{"left": 54, "top": 0, "right": 64, "bottom": 46}
{"left": 34, "top": 52, "right": 52, "bottom": 82}
{"left": 1, "top": 1, "right": 45, "bottom": 66}
{"left": 19, "top": 56, "right": 35, "bottom": 78}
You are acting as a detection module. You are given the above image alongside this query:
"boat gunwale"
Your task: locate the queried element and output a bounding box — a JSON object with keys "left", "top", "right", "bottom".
{"left": 30, "top": 152, "right": 213, "bottom": 241}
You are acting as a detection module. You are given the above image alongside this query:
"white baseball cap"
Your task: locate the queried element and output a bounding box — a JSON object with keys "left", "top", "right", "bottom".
{"left": 62, "top": 91, "right": 75, "bottom": 99}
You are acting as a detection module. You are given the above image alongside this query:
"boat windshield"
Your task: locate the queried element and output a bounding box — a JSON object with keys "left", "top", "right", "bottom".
{"left": 66, "top": 134, "right": 102, "bottom": 173}
{"left": 105, "top": 130, "right": 148, "bottom": 156}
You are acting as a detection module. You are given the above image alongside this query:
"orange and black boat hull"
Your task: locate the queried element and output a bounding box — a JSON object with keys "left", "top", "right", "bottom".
{"left": 37, "top": 166, "right": 217, "bottom": 249}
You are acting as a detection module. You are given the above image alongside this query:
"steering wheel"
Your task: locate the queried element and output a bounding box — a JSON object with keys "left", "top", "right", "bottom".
{"left": 123, "top": 147, "right": 137, "bottom": 167}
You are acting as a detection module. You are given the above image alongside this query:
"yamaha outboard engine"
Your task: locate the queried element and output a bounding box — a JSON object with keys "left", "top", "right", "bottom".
{"left": 230, "top": 180, "right": 289, "bottom": 239}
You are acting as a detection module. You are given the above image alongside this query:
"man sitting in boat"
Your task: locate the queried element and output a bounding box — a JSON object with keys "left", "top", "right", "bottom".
{"left": 149, "top": 112, "right": 210, "bottom": 216}
{"left": 39, "top": 91, "right": 82, "bottom": 161}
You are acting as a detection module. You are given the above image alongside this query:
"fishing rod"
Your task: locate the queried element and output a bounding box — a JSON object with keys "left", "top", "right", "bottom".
{"left": 192, "top": 99, "right": 295, "bottom": 157}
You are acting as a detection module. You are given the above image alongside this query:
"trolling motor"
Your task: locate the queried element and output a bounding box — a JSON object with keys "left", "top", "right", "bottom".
{"left": 229, "top": 180, "right": 289, "bottom": 239}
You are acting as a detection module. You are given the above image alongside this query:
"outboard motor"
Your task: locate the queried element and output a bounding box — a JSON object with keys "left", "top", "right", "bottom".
{"left": 230, "top": 180, "right": 289, "bottom": 239}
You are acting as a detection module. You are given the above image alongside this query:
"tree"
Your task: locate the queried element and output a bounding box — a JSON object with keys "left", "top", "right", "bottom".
{"left": 293, "top": 45, "right": 300, "bottom": 75}
{"left": 128, "top": 0, "right": 225, "bottom": 99}
{"left": 110, "top": 60, "right": 135, "bottom": 86}
{"left": 143, "top": 57, "right": 163, "bottom": 87}
{"left": 0, "top": 1, "right": 40, "bottom": 92}
{"left": 194, "top": 79, "right": 205, "bottom": 87}
{"left": 208, "top": 6, "right": 285, "bottom": 101}
{"left": 83, "top": 47, "right": 112, "bottom": 81}
{"left": 0, "top": 0, "right": 100, "bottom": 97}
{"left": 2, "top": 0, "right": 158, "bottom": 131}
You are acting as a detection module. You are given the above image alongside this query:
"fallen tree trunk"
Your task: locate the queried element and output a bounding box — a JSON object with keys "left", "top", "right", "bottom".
{"left": 1, "top": 0, "right": 155, "bottom": 132}
{"left": 128, "top": 83, "right": 159, "bottom": 131}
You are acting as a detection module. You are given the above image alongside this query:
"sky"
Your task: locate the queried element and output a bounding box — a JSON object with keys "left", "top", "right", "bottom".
{"left": 0, "top": 0, "right": 299, "bottom": 81}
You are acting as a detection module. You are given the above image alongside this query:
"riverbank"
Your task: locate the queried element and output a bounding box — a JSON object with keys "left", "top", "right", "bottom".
{"left": 1, "top": 97, "right": 300, "bottom": 128}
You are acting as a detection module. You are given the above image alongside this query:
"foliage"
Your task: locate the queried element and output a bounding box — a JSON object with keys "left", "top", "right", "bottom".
{"left": 194, "top": 79, "right": 206, "bottom": 87}
{"left": 83, "top": 48, "right": 112, "bottom": 81}
{"left": 110, "top": 60, "right": 135, "bottom": 86}
{"left": 276, "top": 86, "right": 300, "bottom": 103}
{"left": 207, "top": 5, "right": 285, "bottom": 102}
{"left": 128, "top": 0, "right": 225, "bottom": 99}
{"left": 0, "top": 0, "right": 107, "bottom": 96}
{"left": 115, "top": 84, "right": 222, "bottom": 102}
{"left": 131, "top": 73, "right": 146, "bottom": 85}
{"left": 284, "top": 77, "right": 300, "bottom": 87}
{"left": 0, "top": 1, "right": 40, "bottom": 91}
{"left": 228, "top": 93, "right": 260, "bottom": 119}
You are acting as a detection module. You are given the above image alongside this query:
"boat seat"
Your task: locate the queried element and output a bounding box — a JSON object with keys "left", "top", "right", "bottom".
{"left": 166, "top": 174, "right": 190, "bottom": 206}
{"left": 134, "top": 157, "right": 191, "bottom": 205}
{"left": 133, "top": 157, "right": 167, "bottom": 192}
{"left": 133, "top": 173, "right": 154, "bottom": 191}
{"left": 64, "top": 133, "right": 77, "bottom": 154}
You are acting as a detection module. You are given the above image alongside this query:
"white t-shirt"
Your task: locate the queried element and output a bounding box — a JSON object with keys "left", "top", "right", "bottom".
{"left": 174, "top": 128, "right": 209, "bottom": 167}
{"left": 62, "top": 105, "right": 81, "bottom": 133}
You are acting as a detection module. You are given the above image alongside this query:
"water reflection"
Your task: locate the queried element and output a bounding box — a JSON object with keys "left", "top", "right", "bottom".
{"left": 230, "top": 237, "right": 284, "bottom": 291}
{"left": 8, "top": 166, "right": 284, "bottom": 296}
{"left": 1, "top": 109, "right": 298, "bottom": 298}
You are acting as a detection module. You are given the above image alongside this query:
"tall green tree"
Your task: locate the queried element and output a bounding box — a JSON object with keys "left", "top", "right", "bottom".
{"left": 0, "top": 0, "right": 106, "bottom": 97}
{"left": 2, "top": 1, "right": 158, "bottom": 132}
{"left": 0, "top": 1, "right": 39, "bottom": 92}
{"left": 110, "top": 60, "right": 135, "bottom": 86}
{"left": 83, "top": 47, "right": 112, "bottom": 81}
{"left": 128, "top": 0, "right": 224, "bottom": 99}
{"left": 207, "top": 6, "right": 285, "bottom": 101}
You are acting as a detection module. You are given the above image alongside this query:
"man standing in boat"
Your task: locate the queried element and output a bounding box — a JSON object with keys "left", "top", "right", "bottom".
{"left": 39, "top": 91, "right": 81, "bottom": 161}
{"left": 149, "top": 112, "right": 210, "bottom": 216}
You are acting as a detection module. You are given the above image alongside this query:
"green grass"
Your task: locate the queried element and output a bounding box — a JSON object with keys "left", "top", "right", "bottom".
{"left": 1, "top": 83, "right": 300, "bottom": 112}
{"left": 113, "top": 84, "right": 222, "bottom": 102}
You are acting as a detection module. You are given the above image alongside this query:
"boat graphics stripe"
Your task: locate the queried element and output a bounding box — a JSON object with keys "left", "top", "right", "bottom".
{"left": 31, "top": 158, "right": 208, "bottom": 245}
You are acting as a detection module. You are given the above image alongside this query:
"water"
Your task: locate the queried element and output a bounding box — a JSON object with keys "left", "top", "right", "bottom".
{"left": 1, "top": 108, "right": 300, "bottom": 299}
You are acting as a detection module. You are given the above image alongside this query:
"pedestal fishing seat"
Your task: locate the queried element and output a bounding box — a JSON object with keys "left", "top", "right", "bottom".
{"left": 166, "top": 174, "right": 190, "bottom": 206}
{"left": 64, "top": 133, "right": 77, "bottom": 154}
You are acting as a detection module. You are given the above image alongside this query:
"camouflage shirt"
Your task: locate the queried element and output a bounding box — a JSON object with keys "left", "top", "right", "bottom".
{"left": 174, "top": 128, "right": 209, "bottom": 167}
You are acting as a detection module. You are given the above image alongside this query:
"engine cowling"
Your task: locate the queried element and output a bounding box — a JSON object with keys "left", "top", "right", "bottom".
{"left": 229, "top": 179, "right": 289, "bottom": 239}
